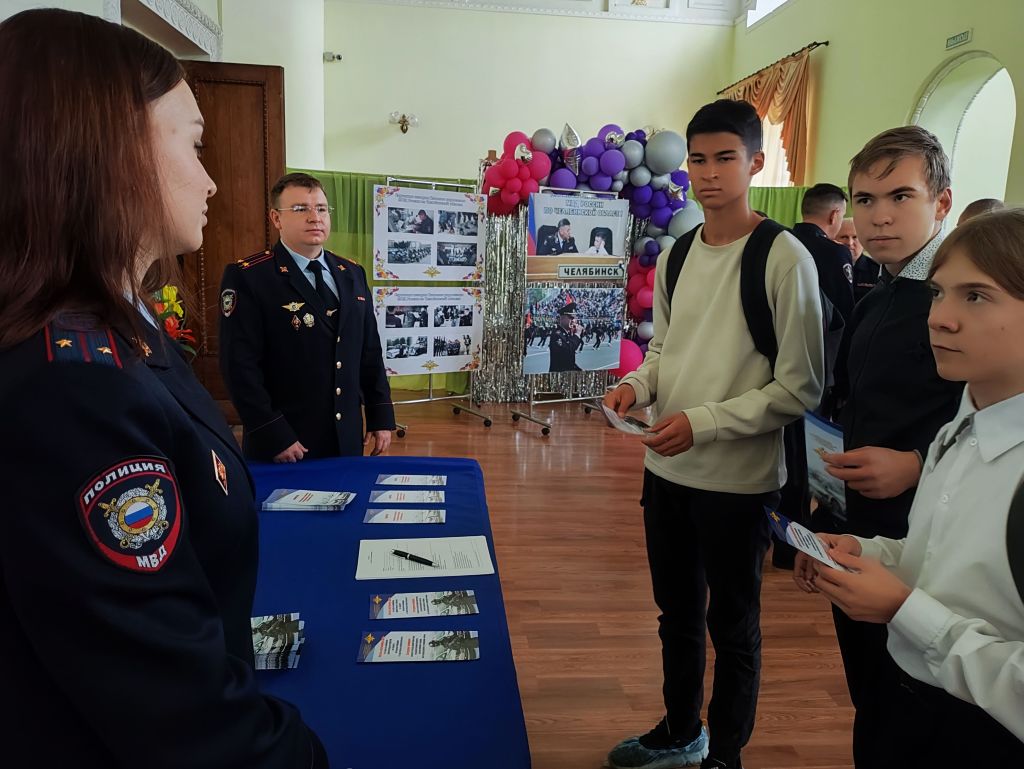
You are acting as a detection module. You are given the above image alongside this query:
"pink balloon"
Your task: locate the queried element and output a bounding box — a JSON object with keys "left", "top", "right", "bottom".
{"left": 645, "top": 268, "right": 656, "bottom": 288}
{"left": 497, "top": 158, "right": 518, "bottom": 180}
{"left": 518, "top": 165, "right": 531, "bottom": 181}
{"left": 627, "top": 256, "right": 642, "bottom": 277}
{"left": 637, "top": 287, "right": 654, "bottom": 309}
{"left": 627, "top": 273, "right": 646, "bottom": 295}
{"left": 627, "top": 296, "right": 644, "bottom": 320}
{"left": 506, "top": 177, "right": 523, "bottom": 194}
{"left": 611, "top": 339, "right": 644, "bottom": 378}
{"left": 521, "top": 178, "right": 540, "bottom": 197}
{"left": 528, "top": 152, "right": 552, "bottom": 180}
{"left": 503, "top": 131, "right": 531, "bottom": 157}
{"left": 500, "top": 189, "right": 519, "bottom": 206}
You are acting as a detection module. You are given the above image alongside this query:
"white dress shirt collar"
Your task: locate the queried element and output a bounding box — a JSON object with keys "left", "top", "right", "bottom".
{"left": 281, "top": 240, "right": 325, "bottom": 272}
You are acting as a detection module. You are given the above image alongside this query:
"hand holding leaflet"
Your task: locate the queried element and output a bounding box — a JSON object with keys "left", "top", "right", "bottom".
{"left": 765, "top": 508, "right": 851, "bottom": 572}
{"left": 599, "top": 402, "right": 651, "bottom": 435}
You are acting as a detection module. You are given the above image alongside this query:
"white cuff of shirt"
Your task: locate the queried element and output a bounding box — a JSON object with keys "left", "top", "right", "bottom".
{"left": 889, "top": 587, "right": 956, "bottom": 656}
{"left": 854, "top": 536, "right": 883, "bottom": 560}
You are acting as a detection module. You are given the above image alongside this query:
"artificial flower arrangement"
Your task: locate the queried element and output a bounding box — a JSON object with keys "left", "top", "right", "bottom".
{"left": 153, "top": 285, "right": 197, "bottom": 356}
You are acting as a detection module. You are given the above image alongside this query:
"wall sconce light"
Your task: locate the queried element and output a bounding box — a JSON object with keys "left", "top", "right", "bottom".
{"left": 388, "top": 111, "right": 419, "bottom": 134}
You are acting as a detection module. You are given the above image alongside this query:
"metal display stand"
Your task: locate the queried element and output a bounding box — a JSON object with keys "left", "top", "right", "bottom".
{"left": 384, "top": 176, "right": 491, "bottom": 436}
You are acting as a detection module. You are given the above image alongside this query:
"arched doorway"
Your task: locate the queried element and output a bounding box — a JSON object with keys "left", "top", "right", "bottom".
{"left": 912, "top": 52, "right": 1016, "bottom": 225}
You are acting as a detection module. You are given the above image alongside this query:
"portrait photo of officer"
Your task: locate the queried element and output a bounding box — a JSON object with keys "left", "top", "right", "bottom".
{"left": 219, "top": 172, "right": 395, "bottom": 462}
{"left": 540, "top": 218, "right": 579, "bottom": 255}
{"left": 548, "top": 302, "right": 583, "bottom": 372}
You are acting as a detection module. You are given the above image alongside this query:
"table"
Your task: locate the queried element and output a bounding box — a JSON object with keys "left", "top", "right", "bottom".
{"left": 250, "top": 456, "right": 531, "bottom": 769}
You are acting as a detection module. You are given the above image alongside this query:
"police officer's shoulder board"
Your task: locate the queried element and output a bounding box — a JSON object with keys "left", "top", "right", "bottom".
{"left": 236, "top": 250, "right": 274, "bottom": 270}
{"left": 77, "top": 455, "right": 182, "bottom": 573}
{"left": 44, "top": 322, "right": 123, "bottom": 368}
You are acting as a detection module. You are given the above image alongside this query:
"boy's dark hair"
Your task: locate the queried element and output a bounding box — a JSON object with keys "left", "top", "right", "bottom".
{"left": 959, "top": 198, "right": 1005, "bottom": 223}
{"left": 801, "top": 183, "right": 848, "bottom": 218}
{"left": 848, "top": 126, "right": 951, "bottom": 198}
{"left": 930, "top": 207, "right": 1024, "bottom": 300}
{"left": 271, "top": 172, "right": 324, "bottom": 208}
{"left": 685, "top": 99, "right": 762, "bottom": 156}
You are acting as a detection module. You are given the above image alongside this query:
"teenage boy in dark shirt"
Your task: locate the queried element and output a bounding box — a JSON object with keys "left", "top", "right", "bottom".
{"left": 818, "top": 126, "right": 963, "bottom": 767}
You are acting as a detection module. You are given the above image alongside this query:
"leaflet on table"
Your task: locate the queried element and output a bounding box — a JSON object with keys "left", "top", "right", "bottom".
{"left": 363, "top": 508, "right": 446, "bottom": 524}
{"left": 375, "top": 473, "right": 447, "bottom": 486}
{"left": 765, "top": 509, "right": 851, "bottom": 572}
{"left": 262, "top": 489, "right": 356, "bottom": 511}
{"left": 369, "top": 489, "right": 445, "bottom": 504}
{"left": 358, "top": 630, "right": 480, "bottom": 662}
{"left": 599, "top": 402, "right": 650, "bottom": 435}
{"left": 804, "top": 412, "right": 847, "bottom": 519}
{"left": 251, "top": 612, "right": 304, "bottom": 670}
{"left": 369, "top": 590, "right": 479, "bottom": 619}
{"left": 355, "top": 536, "right": 495, "bottom": 580}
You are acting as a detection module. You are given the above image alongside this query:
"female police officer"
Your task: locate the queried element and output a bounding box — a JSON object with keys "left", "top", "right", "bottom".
{"left": 0, "top": 10, "right": 327, "bottom": 768}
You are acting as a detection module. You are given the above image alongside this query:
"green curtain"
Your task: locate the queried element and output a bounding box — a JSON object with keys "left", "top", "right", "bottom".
{"left": 748, "top": 186, "right": 849, "bottom": 228}
{"left": 289, "top": 168, "right": 476, "bottom": 394}
{"left": 286, "top": 169, "right": 829, "bottom": 391}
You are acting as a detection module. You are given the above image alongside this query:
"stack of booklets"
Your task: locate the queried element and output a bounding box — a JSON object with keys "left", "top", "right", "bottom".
{"left": 262, "top": 489, "right": 355, "bottom": 512}
{"left": 250, "top": 612, "right": 305, "bottom": 670}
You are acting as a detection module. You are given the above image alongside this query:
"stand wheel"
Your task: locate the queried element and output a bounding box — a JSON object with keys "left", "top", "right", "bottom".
{"left": 483, "top": 419, "right": 493, "bottom": 428}
{"left": 512, "top": 413, "right": 520, "bottom": 422}
{"left": 583, "top": 405, "right": 593, "bottom": 414}
{"left": 396, "top": 428, "right": 406, "bottom": 438}
{"left": 541, "top": 427, "right": 551, "bottom": 436}
{"left": 453, "top": 406, "right": 461, "bottom": 415}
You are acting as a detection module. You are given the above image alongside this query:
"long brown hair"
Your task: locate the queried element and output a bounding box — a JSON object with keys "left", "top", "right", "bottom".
{"left": 930, "top": 208, "right": 1024, "bottom": 300}
{"left": 0, "top": 9, "right": 185, "bottom": 349}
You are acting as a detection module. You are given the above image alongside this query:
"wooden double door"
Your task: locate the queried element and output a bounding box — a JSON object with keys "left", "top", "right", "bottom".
{"left": 180, "top": 61, "right": 286, "bottom": 423}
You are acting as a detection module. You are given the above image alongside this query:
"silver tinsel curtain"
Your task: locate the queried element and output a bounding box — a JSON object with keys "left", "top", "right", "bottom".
{"left": 474, "top": 210, "right": 644, "bottom": 404}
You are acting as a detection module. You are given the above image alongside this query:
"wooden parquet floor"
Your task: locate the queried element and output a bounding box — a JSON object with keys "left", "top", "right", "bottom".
{"left": 388, "top": 396, "right": 855, "bottom": 769}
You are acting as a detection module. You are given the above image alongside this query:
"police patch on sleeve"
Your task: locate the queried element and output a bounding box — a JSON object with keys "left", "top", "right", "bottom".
{"left": 221, "top": 289, "right": 237, "bottom": 317}
{"left": 77, "top": 457, "right": 182, "bottom": 573}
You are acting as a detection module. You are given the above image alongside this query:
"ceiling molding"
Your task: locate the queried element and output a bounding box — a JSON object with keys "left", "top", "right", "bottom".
{"left": 328, "top": 0, "right": 745, "bottom": 26}
{"left": 107, "top": 0, "right": 223, "bottom": 59}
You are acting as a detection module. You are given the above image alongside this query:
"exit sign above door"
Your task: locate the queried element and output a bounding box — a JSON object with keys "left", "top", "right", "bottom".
{"left": 946, "top": 29, "right": 972, "bottom": 50}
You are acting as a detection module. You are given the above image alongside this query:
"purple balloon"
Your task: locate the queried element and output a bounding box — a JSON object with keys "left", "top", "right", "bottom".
{"left": 644, "top": 240, "right": 660, "bottom": 257}
{"left": 581, "top": 156, "right": 600, "bottom": 176}
{"left": 598, "top": 123, "right": 624, "bottom": 141}
{"left": 650, "top": 191, "right": 668, "bottom": 209}
{"left": 635, "top": 129, "right": 647, "bottom": 142}
{"left": 643, "top": 308, "right": 654, "bottom": 322}
{"left": 633, "top": 184, "right": 653, "bottom": 205}
{"left": 583, "top": 137, "right": 605, "bottom": 158}
{"left": 637, "top": 253, "right": 651, "bottom": 268}
{"left": 577, "top": 173, "right": 589, "bottom": 184}
{"left": 633, "top": 202, "right": 652, "bottom": 219}
{"left": 668, "top": 196, "right": 685, "bottom": 211}
{"left": 639, "top": 343, "right": 649, "bottom": 355}
{"left": 590, "top": 173, "right": 612, "bottom": 191}
{"left": 626, "top": 131, "right": 637, "bottom": 142}
{"left": 671, "top": 170, "right": 689, "bottom": 189}
{"left": 651, "top": 206, "right": 673, "bottom": 229}
{"left": 599, "top": 149, "right": 626, "bottom": 176}
{"left": 549, "top": 168, "right": 577, "bottom": 189}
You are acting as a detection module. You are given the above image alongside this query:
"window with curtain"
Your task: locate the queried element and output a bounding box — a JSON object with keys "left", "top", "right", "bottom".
{"left": 752, "top": 117, "right": 792, "bottom": 187}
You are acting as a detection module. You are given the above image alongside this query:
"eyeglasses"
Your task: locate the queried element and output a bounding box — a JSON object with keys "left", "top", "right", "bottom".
{"left": 274, "top": 204, "right": 333, "bottom": 216}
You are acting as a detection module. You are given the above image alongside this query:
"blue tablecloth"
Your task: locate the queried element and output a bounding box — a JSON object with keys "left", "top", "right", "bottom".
{"left": 250, "top": 456, "right": 531, "bottom": 769}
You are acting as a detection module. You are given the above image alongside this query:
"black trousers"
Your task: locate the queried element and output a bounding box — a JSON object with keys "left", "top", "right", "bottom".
{"left": 642, "top": 470, "right": 777, "bottom": 763}
{"left": 831, "top": 605, "right": 903, "bottom": 768}
{"left": 888, "top": 668, "right": 1024, "bottom": 764}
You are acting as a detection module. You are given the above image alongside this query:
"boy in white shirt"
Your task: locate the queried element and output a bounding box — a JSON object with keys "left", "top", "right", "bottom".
{"left": 797, "top": 208, "right": 1024, "bottom": 762}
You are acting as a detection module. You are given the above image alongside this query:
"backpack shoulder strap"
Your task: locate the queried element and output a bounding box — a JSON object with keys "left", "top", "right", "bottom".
{"left": 1007, "top": 477, "right": 1024, "bottom": 606}
{"left": 740, "top": 218, "right": 786, "bottom": 371}
{"left": 665, "top": 225, "right": 700, "bottom": 311}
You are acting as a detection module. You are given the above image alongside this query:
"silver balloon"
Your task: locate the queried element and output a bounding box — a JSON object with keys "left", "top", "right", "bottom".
{"left": 645, "top": 224, "right": 666, "bottom": 238}
{"left": 531, "top": 127, "right": 557, "bottom": 154}
{"left": 514, "top": 143, "right": 533, "bottom": 163}
{"left": 656, "top": 235, "right": 677, "bottom": 251}
{"left": 560, "top": 123, "right": 582, "bottom": 175}
{"left": 576, "top": 182, "right": 592, "bottom": 191}
{"left": 629, "top": 165, "right": 652, "bottom": 187}
{"left": 621, "top": 139, "right": 645, "bottom": 170}
{"left": 650, "top": 173, "right": 670, "bottom": 190}
{"left": 611, "top": 180, "right": 624, "bottom": 192}
{"left": 668, "top": 203, "right": 705, "bottom": 238}
{"left": 614, "top": 170, "right": 628, "bottom": 182}
{"left": 667, "top": 182, "right": 685, "bottom": 201}
{"left": 636, "top": 321, "right": 655, "bottom": 341}
{"left": 633, "top": 236, "right": 654, "bottom": 257}
{"left": 605, "top": 131, "right": 626, "bottom": 148}
{"left": 645, "top": 130, "right": 688, "bottom": 175}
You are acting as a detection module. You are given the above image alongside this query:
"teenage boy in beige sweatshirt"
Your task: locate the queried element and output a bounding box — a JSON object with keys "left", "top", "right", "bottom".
{"left": 603, "top": 99, "right": 824, "bottom": 769}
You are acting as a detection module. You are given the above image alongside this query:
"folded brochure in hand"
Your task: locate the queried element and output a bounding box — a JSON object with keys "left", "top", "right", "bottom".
{"left": 599, "top": 402, "right": 651, "bottom": 435}
{"left": 765, "top": 508, "right": 851, "bottom": 572}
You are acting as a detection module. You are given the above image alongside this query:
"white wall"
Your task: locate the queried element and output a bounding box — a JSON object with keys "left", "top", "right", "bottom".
{"left": 322, "top": 2, "right": 732, "bottom": 179}
{"left": 950, "top": 68, "right": 1015, "bottom": 223}
{"left": 221, "top": 0, "right": 326, "bottom": 170}
{"left": 0, "top": 0, "right": 105, "bottom": 20}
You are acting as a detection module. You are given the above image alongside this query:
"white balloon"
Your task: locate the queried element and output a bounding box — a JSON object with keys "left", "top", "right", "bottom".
{"left": 633, "top": 236, "right": 653, "bottom": 257}
{"left": 657, "top": 235, "right": 677, "bottom": 251}
{"left": 636, "top": 321, "right": 655, "bottom": 341}
{"left": 576, "top": 183, "right": 592, "bottom": 191}
{"left": 531, "top": 127, "right": 557, "bottom": 154}
{"left": 611, "top": 180, "right": 624, "bottom": 192}
{"left": 622, "top": 139, "right": 646, "bottom": 169}
{"left": 645, "top": 224, "right": 666, "bottom": 238}
{"left": 614, "top": 170, "right": 629, "bottom": 182}
{"left": 650, "top": 173, "right": 671, "bottom": 190}
{"left": 667, "top": 203, "right": 705, "bottom": 238}
{"left": 629, "top": 165, "right": 652, "bottom": 187}
{"left": 645, "top": 130, "right": 688, "bottom": 175}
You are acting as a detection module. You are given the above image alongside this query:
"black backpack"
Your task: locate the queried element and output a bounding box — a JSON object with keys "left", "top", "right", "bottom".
{"left": 665, "top": 219, "right": 845, "bottom": 400}
{"left": 1009, "top": 480, "right": 1024, "bottom": 604}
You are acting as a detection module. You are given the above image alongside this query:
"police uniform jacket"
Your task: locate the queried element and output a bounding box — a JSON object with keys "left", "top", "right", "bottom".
{"left": 792, "top": 222, "right": 855, "bottom": 326}
{"left": 219, "top": 242, "right": 394, "bottom": 460}
{"left": 0, "top": 314, "right": 326, "bottom": 769}
{"left": 548, "top": 326, "right": 582, "bottom": 372}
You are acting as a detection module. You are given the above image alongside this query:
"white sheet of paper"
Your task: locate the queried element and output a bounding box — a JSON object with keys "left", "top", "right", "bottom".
{"left": 355, "top": 536, "right": 495, "bottom": 580}
{"left": 375, "top": 474, "right": 447, "bottom": 486}
{"left": 786, "top": 520, "right": 851, "bottom": 572}
{"left": 363, "top": 508, "right": 446, "bottom": 524}
{"left": 369, "top": 489, "right": 445, "bottom": 504}
{"left": 599, "top": 403, "right": 649, "bottom": 435}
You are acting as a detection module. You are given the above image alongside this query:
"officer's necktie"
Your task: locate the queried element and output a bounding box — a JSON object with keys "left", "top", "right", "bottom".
{"left": 306, "top": 259, "right": 339, "bottom": 312}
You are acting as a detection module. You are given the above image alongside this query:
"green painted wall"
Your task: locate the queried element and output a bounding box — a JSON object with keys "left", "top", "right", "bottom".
{"left": 732, "top": 0, "right": 1024, "bottom": 203}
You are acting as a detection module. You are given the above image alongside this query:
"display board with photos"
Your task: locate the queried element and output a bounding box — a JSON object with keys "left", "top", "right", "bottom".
{"left": 522, "top": 286, "right": 625, "bottom": 375}
{"left": 373, "top": 185, "right": 486, "bottom": 282}
{"left": 526, "top": 192, "right": 628, "bottom": 279}
{"left": 374, "top": 286, "right": 484, "bottom": 376}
